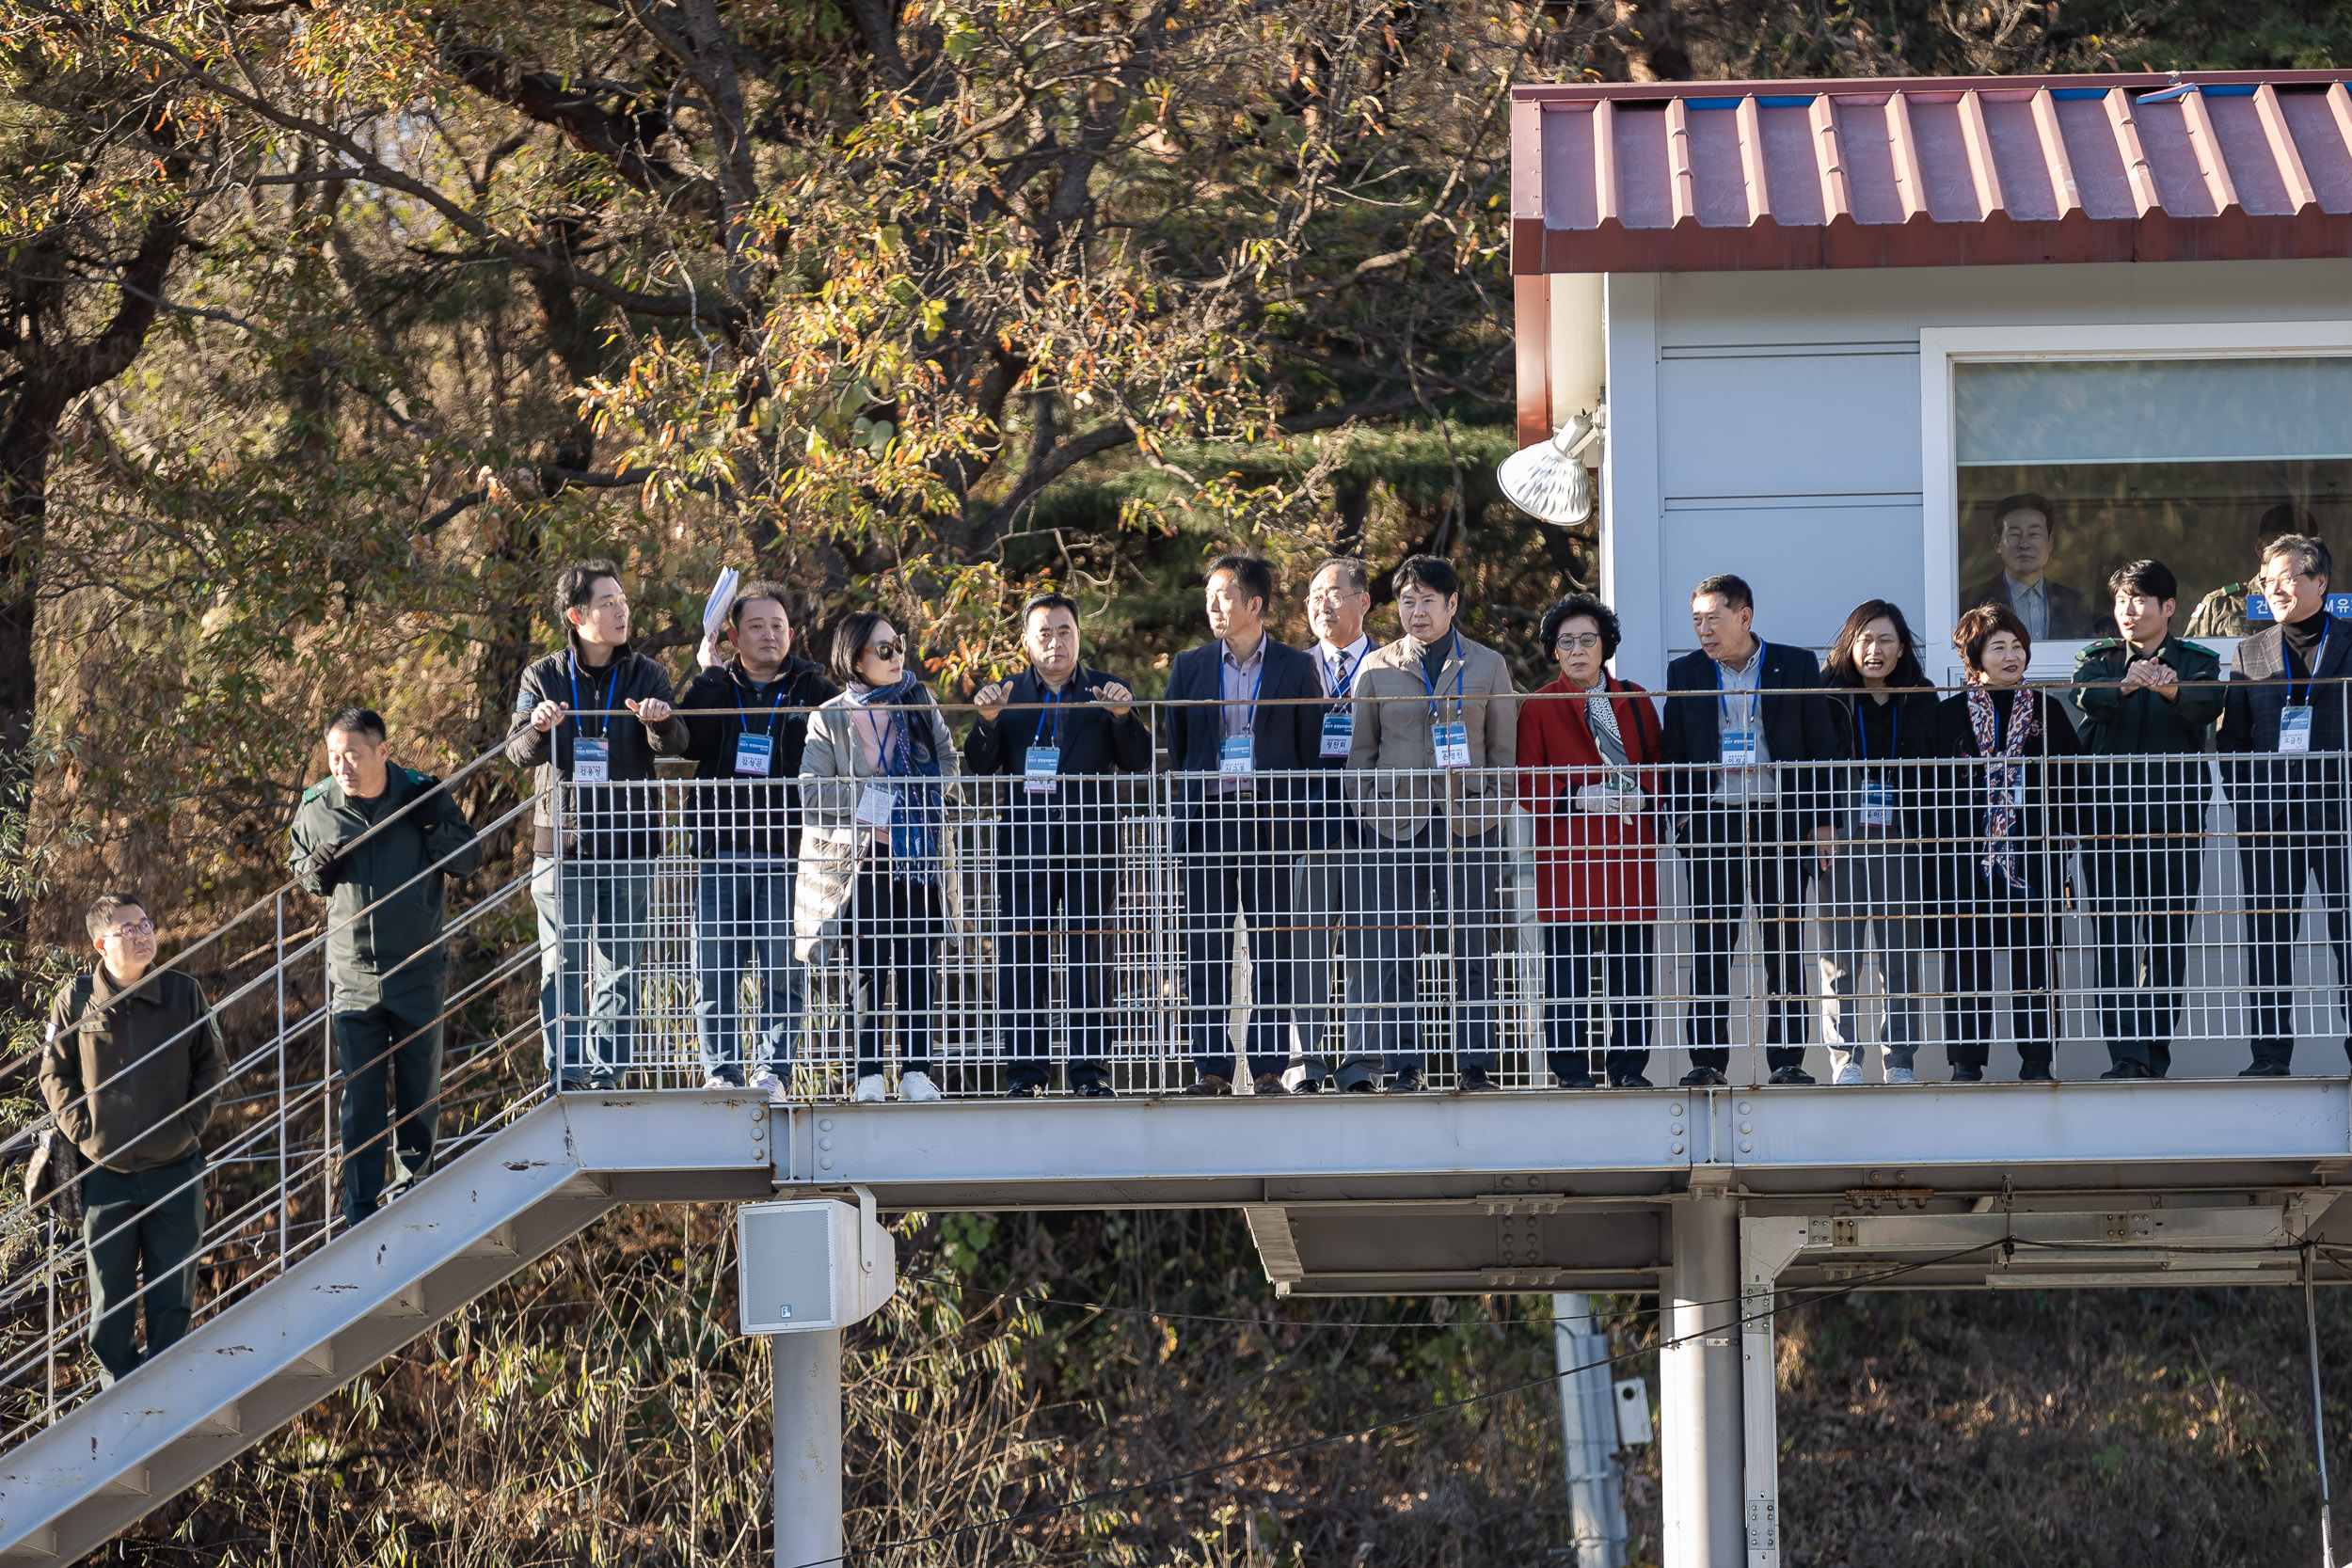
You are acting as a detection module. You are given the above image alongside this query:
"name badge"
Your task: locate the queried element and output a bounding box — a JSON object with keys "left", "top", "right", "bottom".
{"left": 1432, "top": 722, "right": 1470, "bottom": 770}
{"left": 1024, "top": 745, "right": 1061, "bottom": 795}
{"left": 855, "top": 785, "right": 898, "bottom": 829}
{"left": 1319, "top": 710, "right": 1354, "bottom": 759}
{"left": 734, "top": 734, "right": 773, "bottom": 777}
{"left": 1722, "top": 729, "right": 1758, "bottom": 768}
{"left": 572, "top": 736, "right": 610, "bottom": 784}
{"left": 1858, "top": 777, "right": 1894, "bottom": 830}
{"left": 2281, "top": 705, "right": 2314, "bottom": 754}
{"left": 1219, "top": 735, "right": 1256, "bottom": 775}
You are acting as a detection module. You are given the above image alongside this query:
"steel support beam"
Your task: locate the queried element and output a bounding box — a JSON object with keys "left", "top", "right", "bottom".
{"left": 1664, "top": 1193, "right": 1742, "bottom": 1568}
{"left": 772, "top": 1330, "right": 844, "bottom": 1568}
{"left": 1553, "top": 1293, "right": 1629, "bottom": 1568}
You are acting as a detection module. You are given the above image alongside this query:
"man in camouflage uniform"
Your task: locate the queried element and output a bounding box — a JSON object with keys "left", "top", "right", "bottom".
{"left": 2071, "top": 560, "right": 2224, "bottom": 1079}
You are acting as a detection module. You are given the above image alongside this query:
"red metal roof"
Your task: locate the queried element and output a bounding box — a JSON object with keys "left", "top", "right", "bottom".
{"left": 1511, "top": 71, "right": 2352, "bottom": 272}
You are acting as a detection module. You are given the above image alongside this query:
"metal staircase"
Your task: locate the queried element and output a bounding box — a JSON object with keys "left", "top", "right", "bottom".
{"left": 0, "top": 1089, "right": 774, "bottom": 1562}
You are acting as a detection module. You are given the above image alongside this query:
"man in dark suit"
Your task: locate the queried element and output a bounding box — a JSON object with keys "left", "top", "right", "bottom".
{"left": 2220, "top": 533, "right": 2352, "bottom": 1076}
{"left": 1961, "top": 494, "right": 2096, "bottom": 641}
{"left": 965, "top": 592, "right": 1152, "bottom": 1098}
{"left": 1163, "top": 556, "right": 1325, "bottom": 1096}
{"left": 1661, "top": 574, "right": 1846, "bottom": 1087}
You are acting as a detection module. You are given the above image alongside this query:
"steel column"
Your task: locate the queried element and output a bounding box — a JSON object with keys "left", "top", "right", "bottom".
{"left": 1663, "top": 1193, "right": 1742, "bottom": 1568}
{"left": 1553, "top": 1292, "right": 1629, "bottom": 1568}
{"left": 772, "top": 1328, "right": 844, "bottom": 1568}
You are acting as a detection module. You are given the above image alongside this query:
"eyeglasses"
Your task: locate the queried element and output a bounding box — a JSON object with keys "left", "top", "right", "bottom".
{"left": 866, "top": 641, "right": 906, "bottom": 660}
{"left": 103, "top": 920, "right": 155, "bottom": 941}
{"left": 1555, "top": 633, "right": 1602, "bottom": 653}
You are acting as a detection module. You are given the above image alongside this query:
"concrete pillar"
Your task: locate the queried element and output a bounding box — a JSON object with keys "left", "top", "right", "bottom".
{"left": 772, "top": 1329, "right": 843, "bottom": 1568}
{"left": 1662, "top": 1193, "right": 1743, "bottom": 1568}
{"left": 1553, "top": 1292, "right": 1629, "bottom": 1568}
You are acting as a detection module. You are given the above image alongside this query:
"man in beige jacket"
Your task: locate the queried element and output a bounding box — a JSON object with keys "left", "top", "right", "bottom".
{"left": 1340, "top": 556, "right": 1519, "bottom": 1091}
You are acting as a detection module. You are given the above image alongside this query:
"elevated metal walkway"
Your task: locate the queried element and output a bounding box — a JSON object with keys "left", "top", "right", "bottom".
{"left": 0, "top": 1092, "right": 771, "bottom": 1563}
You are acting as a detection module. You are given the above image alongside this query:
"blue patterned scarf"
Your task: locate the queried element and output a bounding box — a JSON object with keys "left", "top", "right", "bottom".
{"left": 852, "top": 676, "right": 946, "bottom": 884}
{"left": 1965, "top": 684, "right": 2040, "bottom": 893}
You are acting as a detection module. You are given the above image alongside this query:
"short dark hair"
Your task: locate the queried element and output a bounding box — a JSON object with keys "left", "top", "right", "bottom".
{"left": 1954, "top": 601, "right": 2032, "bottom": 673}
{"left": 325, "top": 706, "right": 387, "bottom": 743}
{"left": 726, "top": 580, "right": 792, "bottom": 628}
{"left": 1994, "top": 494, "right": 2055, "bottom": 536}
{"left": 553, "top": 559, "right": 625, "bottom": 626}
{"left": 2264, "top": 532, "right": 2332, "bottom": 585}
{"left": 1207, "top": 555, "right": 1275, "bottom": 610}
{"left": 1021, "top": 591, "right": 1080, "bottom": 628}
{"left": 829, "top": 610, "right": 897, "bottom": 686}
{"left": 1310, "top": 557, "right": 1373, "bottom": 596}
{"left": 2107, "top": 559, "right": 2178, "bottom": 604}
{"left": 86, "top": 892, "right": 148, "bottom": 942}
{"left": 1539, "top": 594, "right": 1621, "bottom": 661}
{"left": 1392, "top": 555, "right": 1458, "bottom": 600}
{"left": 1691, "top": 574, "right": 1753, "bottom": 614}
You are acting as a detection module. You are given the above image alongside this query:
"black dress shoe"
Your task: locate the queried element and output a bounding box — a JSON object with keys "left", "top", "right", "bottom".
{"left": 1342, "top": 1078, "right": 1377, "bottom": 1094}
{"left": 1074, "top": 1078, "right": 1118, "bottom": 1099}
{"left": 2241, "top": 1062, "right": 2292, "bottom": 1078}
{"left": 1950, "top": 1063, "right": 1985, "bottom": 1083}
{"left": 1768, "top": 1066, "right": 1816, "bottom": 1086}
{"left": 1006, "top": 1081, "right": 1044, "bottom": 1099}
{"left": 2098, "top": 1062, "right": 2151, "bottom": 1080}
{"left": 1187, "top": 1075, "right": 1232, "bottom": 1097}
{"left": 2018, "top": 1064, "right": 2056, "bottom": 1082}
{"left": 1612, "top": 1073, "right": 1655, "bottom": 1089}
{"left": 1294, "top": 1076, "right": 1327, "bottom": 1093}
{"left": 1387, "top": 1067, "right": 1425, "bottom": 1093}
{"left": 1553, "top": 1072, "right": 1598, "bottom": 1089}
{"left": 1679, "top": 1067, "right": 1726, "bottom": 1088}
{"left": 1458, "top": 1069, "right": 1500, "bottom": 1092}
{"left": 1252, "top": 1072, "right": 1292, "bottom": 1096}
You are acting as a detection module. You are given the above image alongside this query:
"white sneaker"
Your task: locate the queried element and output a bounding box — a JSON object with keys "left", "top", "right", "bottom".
{"left": 748, "top": 1068, "right": 787, "bottom": 1103}
{"left": 1833, "top": 1063, "right": 1867, "bottom": 1086}
{"left": 1884, "top": 1066, "right": 1918, "bottom": 1085}
{"left": 702, "top": 1072, "right": 739, "bottom": 1090}
{"left": 898, "top": 1070, "right": 943, "bottom": 1103}
{"left": 850, "top": 1073, "right": 887, "bottom": 1102}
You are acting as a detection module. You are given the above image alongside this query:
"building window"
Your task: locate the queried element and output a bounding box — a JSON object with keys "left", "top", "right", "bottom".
{"left": 1953, "top": 356, "right": 2352, "bottom": 638}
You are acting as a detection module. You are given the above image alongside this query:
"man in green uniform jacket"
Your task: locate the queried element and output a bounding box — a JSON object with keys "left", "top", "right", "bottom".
{"left": 288, "top": 706, "right": 482, "bottom": 1226}
{"left": 2070, "top": 560, "right": 2225, "bottom": 1079}
{"left": 40, "top": 892, "right": 224, "bottom": 1386}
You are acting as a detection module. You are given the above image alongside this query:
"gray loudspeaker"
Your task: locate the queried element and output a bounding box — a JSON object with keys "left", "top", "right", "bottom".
{"left": 737, "top": 1196, "right": 898, "bottom": 1335}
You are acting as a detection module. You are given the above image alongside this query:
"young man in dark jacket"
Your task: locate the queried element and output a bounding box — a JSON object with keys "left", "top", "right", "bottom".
{"left": 676, "top": 581, "right": 837, "bottom": 1094}
{"left": 964, "top": 591, "right": 1150, "bottom": 1097}
{"left": 289, "top": 707, "right": 482, "bottom": 1224}
{"left": 508, "top": 559, "right": 689, "bottom": 1088}
{"left": 40, "top": 893, "right": 224, "bottom": 1386}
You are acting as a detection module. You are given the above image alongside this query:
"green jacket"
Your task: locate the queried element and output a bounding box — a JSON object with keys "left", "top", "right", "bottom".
{"left": 2070, "top": 635, "right": 2224, "bottom": 810}
{"left": 288, "top": 768, "right": 482, "bottom": 1011}
{"left": 40, "top": 967, "right": 224, "bottom": 1173}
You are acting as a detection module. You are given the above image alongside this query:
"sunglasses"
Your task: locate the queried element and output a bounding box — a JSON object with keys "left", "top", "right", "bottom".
{"left": 866, "top": 641, "right": 906, "bottom": 660}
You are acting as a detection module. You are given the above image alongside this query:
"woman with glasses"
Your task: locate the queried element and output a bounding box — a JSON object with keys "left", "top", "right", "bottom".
{"left": 1931, "top": 603, "right": 2081, "bottom": 1083}
{"left": 1819, "top": 600, "right": 1939, "bottom": 1085}
{"left": 1518, "top": 594, "right": 1663, "bottom": 1088}
{"left": 796, "top": 611, "right": 961, "bottom": 1102}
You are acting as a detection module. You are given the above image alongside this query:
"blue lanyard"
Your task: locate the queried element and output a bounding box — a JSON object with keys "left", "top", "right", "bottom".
{"left": 1326, "top": 642, "right": 1361, "bottom": 704}
{"left": 736, "top": 671, "right": 787, "bottom": 737}
{"left": 1417, "top": 635, "right": 1465, "bottom": 724}
{"left": 1038, "top": 679, "right": 1068, "bottom": 749}
{"left": 568, "top": 653, "right": 622, "bottom": 738}
{"left": 1714, "top": 641, "right": 1765, "bottom": 730}
{"left": 2293, "top": 616, "right": 2332, "bottom": 707}
{"left": 1226, "top": 645, "right": 1268, "bottom": 735}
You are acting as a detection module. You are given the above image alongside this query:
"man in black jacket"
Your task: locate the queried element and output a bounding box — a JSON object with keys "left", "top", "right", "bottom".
{"left": 289, "top": 707, "right": 482, "bottom": 1225}
{"left": 2220, "top": 533, "right": 2352, "bottom": 1075}
{"left": 1163, "top": 557, "right": 1324, "bottom": 1095}
{"left": 508, "top": 559, "right": 689, "bottom": 1089}
{"left": 1661, "top": 574, "right": 1845, "bottom": 1086}
{"left": 677, "top": 582, "right": 837, "bottom": 1094}
{"left": 965, "top": 592, "right": 1151, "bottom": 1097}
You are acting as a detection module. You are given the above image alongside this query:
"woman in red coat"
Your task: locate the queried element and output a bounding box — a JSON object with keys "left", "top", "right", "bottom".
{"left": 1518, "top": 594, "right": 1665, "bottom": 1088}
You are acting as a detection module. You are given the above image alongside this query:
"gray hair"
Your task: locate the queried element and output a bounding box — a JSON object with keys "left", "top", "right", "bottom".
{"left": 1310, "top": 557, "right": 1373, "bottom": 596}
{"left": 2262, "top": 533, "right": 2332, "bottom": 585}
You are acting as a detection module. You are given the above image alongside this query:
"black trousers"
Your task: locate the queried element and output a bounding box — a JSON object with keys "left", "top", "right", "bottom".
{"left": 851, "top": 872, "right": 942, "bottom": 1078}
{"left": 1944, "top": 878, "right": 2055, "bottom": 1072}
{"left": 1181, "top": 821, "right": 1295, "bottom": 1084}
{"left": 2239, "top": 815, "right": 2352, "bottom": 1069}
{"left": 1543, "top": 923, "right": 1653, "bottom": 1083}
{"left": 2085, "top": 824, "right": 2204, "bottom": 1075}
{"left": 334, "top": 998, "right": 446, "bottom": 1226}
{"left": 83, "top": 1152, "right": 204, "bottom": 1386}
{"left": 1684, "top": 808, "right": 1810, "bottom": 1070}
{"left": 999, "top": 858, "right": 1117, "bottom": 1089}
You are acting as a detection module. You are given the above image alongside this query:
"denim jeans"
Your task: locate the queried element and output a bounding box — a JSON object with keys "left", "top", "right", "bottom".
{"left": 532, "top": 855, "right": 650, "bottom": 1088}
{"left": 693, "top": 855, "right": 803, "bottom": 1084}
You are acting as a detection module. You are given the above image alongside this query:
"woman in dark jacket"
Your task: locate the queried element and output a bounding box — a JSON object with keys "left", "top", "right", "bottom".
{"left": 1931, "top": 603, "right": 2081, "bottom": 1083}
{"left": 1518, "top": 594, "right": 1664, "bottom": 1088}
{"left": 1819, "top": 600, "right": 1940, "bottom": 1085}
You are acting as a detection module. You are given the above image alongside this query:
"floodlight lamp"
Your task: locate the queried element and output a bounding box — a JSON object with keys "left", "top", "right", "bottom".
{"left": 1499, "top": 407, "right": 1606, "bottom": 527}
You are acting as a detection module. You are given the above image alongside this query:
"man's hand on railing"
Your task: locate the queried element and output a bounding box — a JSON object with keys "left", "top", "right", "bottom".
{"left": 625, "top": 697, "right": 673, "bottom": 725}
{"left": 304, "top": 839, "right": 354, "bottom": 893}
{"left": 1090, "top": 680, "right": 1135, "bottom": 720}
{"left": 972, "top": 682, "right": 1010, "bottom": 722}
{"left": 530, "top": 700, "right": 567, "bottom": 733}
